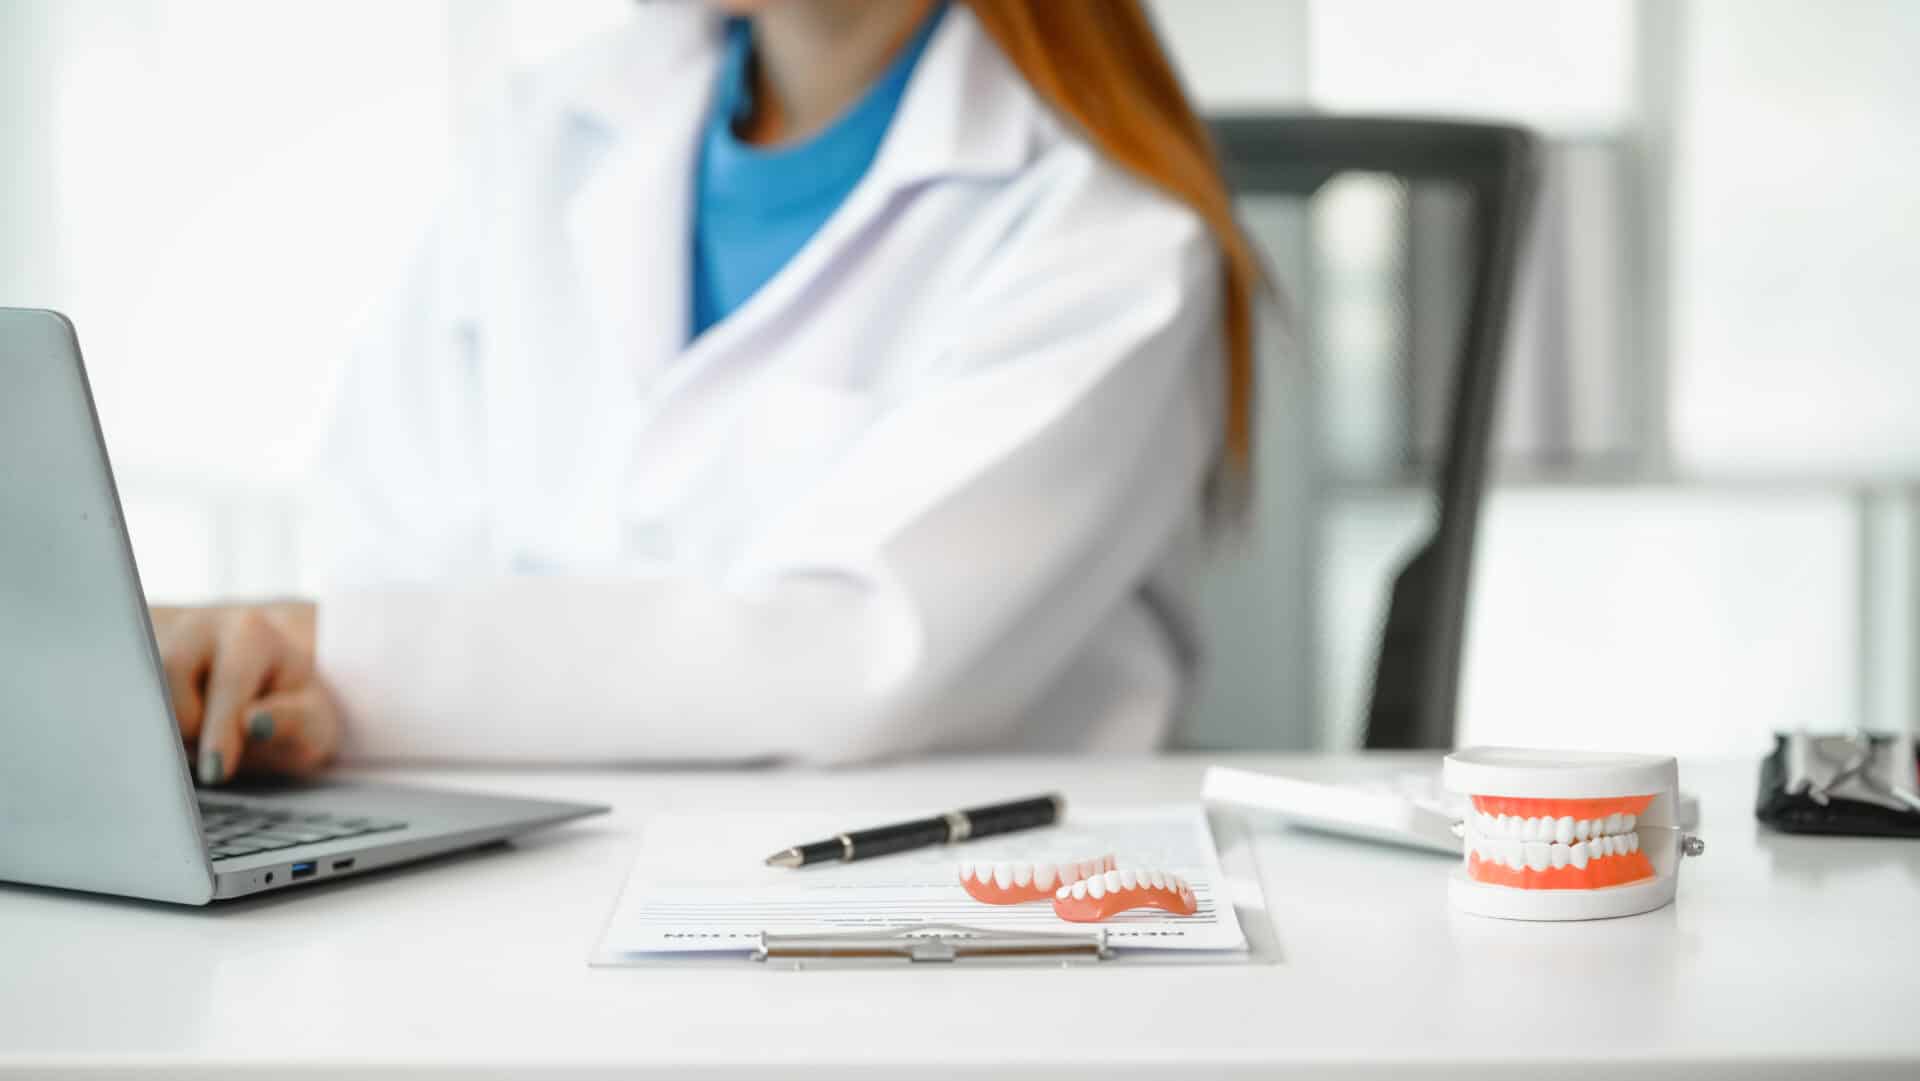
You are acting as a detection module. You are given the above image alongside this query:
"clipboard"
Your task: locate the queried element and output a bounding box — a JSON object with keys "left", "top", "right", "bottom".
{"left": 590, "top": 805, "right": 1278, "bottom": 969}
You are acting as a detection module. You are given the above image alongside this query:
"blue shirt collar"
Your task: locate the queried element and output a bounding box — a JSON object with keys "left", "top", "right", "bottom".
{"left": 703, "top": 5, "right": 947, "bottom": 208}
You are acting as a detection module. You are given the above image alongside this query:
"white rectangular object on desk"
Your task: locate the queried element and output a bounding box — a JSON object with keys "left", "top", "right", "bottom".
{"left": 593, "top": 804, "right": 1247, "bottom": 963}
{"left": 1203, "top": 766, "right": 1463, "bottom": 854}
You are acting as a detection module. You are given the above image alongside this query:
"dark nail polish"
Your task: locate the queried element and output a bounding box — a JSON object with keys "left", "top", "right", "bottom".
{"left": 199, "top": 748, "right": 223, "bottom": 786}
{"left": 246, "top": 711, "right": 275, "bottom": 743}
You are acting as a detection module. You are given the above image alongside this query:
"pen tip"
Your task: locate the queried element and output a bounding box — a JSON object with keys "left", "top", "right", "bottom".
{"left": 764, "top": 849, "right": 803, "bottom": 869}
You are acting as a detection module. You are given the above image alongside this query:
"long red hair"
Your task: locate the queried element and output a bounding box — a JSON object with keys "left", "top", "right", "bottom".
{"left": 965, "top": 0, "right": 1262, "bottom": 473}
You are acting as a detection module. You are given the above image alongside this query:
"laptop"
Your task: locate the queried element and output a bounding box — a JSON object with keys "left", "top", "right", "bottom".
{"left": 0, "top": 308, "right": 606, "bottom": 904}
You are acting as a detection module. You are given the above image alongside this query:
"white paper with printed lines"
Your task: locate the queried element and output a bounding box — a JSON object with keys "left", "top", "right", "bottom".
{"left": 593, "top": 804, "right": 1247, "bottom": 960}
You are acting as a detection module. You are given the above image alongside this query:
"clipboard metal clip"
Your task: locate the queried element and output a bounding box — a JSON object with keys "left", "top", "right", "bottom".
{"left": 754, "top": 922, "right": 1111, "bottom": 965}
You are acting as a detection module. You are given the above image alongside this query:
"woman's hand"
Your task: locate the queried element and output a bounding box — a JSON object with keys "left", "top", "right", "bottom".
{"left": 150, "top": 601, "right": 341, "bottom": 785}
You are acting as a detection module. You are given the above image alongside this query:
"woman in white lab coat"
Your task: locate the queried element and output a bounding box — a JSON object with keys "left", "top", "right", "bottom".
{"left": 153, "top": 0, "right": 1266, "bottom": 781}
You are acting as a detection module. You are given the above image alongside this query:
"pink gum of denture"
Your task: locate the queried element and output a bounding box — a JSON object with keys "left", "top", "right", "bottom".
{"left": 1052, "top": 868, "right": 1196, "bottom": 922}
{"left": 959, "top": 855, "right": 1117, "bottom": 905}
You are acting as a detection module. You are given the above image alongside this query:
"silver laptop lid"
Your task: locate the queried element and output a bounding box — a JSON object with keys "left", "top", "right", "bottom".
{"left": 0, "top": 308, "right": 213, "bottom": 904}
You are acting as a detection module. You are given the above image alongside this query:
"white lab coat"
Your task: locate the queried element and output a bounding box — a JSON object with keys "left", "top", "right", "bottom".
{"left": 311, "top": 5, "right": 1225, "bottom": 765}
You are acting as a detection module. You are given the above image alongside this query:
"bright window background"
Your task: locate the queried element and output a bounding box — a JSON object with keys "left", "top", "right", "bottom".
{"left": 4, "top": 0, "right": 1913, "bottom": 753}
{"left": 1668, "top": 0, "right": 1920, "bottom": 476}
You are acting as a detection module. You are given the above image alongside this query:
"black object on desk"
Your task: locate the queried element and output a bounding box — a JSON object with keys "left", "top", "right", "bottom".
{"left": 1757, "top": 731, "right": 1920, "bottom": 838}
{"left": 763, "top": 793, "right": 1062, "bottom": 868}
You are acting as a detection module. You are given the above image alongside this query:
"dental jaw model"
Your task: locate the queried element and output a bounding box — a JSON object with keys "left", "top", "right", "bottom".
{"left": 1445, "top": 747, "right": 1703, "bottom": 921}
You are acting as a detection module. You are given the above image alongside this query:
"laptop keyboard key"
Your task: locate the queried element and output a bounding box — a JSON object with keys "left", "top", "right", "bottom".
{"left": 241, "top": 835, "right": 301, "bottom": 852}
{"left": 197, "top": 799, "right": 407, "bottom": 853}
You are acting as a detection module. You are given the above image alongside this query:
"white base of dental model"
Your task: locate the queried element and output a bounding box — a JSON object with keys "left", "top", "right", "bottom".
{"left": 1444, "top": 747, "right": 1703, "bottom": 922}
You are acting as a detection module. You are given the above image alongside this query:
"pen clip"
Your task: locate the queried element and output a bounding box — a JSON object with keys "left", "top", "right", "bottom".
{"left": 754, "top": 922, "right": 1110, "bottom": 964}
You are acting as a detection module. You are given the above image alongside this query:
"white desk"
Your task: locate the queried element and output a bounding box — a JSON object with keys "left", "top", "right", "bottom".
{"left": 2, "top": 753, "right": 1916, "bottom": 1079}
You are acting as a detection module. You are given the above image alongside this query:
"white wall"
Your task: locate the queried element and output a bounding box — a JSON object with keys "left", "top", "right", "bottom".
{"left": 0, "top": 3, "right": 61, "bottom": 305}
{"left": 1150, "top": 0, "right": 1309, "bottom": 109}
{"left": 1318, "top": 489, "right": 1857, "bottom": 755}
{"left": 1668, "top": 0, "right": 1920, "bottom": 477}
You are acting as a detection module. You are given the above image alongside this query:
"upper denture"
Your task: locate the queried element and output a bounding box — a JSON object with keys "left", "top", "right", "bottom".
{"left": 959, "top": 854, "right": 1117, "bottom": 905}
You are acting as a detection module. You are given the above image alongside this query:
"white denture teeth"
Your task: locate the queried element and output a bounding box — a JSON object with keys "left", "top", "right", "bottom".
{"left": 1071, "top": 881, "right": 1087, "bottom": 899}
{"left": 1086, "top": 876, "right": 1105, "bottom": 900}
{"left": 1555, "top": 817, "right": 1574, "bottom": 846}
{"left": 1570, "top": 840, "right": 1589, "bottom": 868}
{"left": 961, "top": 854, "right": 1121, "bottom": 903}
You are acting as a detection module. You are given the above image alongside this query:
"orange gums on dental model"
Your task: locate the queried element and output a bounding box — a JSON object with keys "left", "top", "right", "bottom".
{"left": 1464, "top": 794, "right": 1655, "bottom": 890}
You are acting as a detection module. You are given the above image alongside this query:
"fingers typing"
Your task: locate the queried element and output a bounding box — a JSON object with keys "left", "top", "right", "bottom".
{"left": 197, "top": 610, "right": 285, "bottom": 785}
{"left": 241, "top": 686, "right": 342, "bottom": 776}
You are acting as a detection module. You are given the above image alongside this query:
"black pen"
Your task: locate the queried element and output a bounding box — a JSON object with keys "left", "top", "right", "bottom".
{"left": 762, "top": 793, "right": 1064, "bottom": 868}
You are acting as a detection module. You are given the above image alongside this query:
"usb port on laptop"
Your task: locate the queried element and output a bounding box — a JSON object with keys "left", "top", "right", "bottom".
{"left": 290, "top": 862, "right": 317, "bottom": 880}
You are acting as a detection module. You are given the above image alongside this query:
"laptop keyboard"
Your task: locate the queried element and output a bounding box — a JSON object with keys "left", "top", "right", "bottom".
{"left": 198, "top": 799, "right": 407, "bottom": 861}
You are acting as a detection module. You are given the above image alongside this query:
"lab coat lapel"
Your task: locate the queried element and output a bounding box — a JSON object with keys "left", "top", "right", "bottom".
{"left": 563, "top": 14, "right": 722, "bottom": 386}
{"left": 638, "top": 8, "right": 1036, "bottom": 413}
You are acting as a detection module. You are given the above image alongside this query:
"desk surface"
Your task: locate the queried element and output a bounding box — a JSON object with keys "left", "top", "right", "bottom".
{"left": 3, "top": 753, "right": 1916, "bottom": 1079}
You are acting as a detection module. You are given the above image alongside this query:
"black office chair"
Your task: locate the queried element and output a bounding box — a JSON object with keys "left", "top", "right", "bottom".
{"left": 1207, "top": 114, "right": 1540, "bottom": 750}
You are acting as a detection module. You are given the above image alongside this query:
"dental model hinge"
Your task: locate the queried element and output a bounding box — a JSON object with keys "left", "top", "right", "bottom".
{"left": 755, "top": 923, "right": 1110, "bottom": 965}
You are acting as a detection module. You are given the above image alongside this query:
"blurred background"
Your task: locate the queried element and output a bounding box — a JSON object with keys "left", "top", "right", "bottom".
{"left": 3, "top": 0, "right": 1915, "bottom": 756}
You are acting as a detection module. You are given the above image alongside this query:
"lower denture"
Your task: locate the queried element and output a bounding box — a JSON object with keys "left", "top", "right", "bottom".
{"left": 1052, "top": 868, "right": 1197, "bottom": 922}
